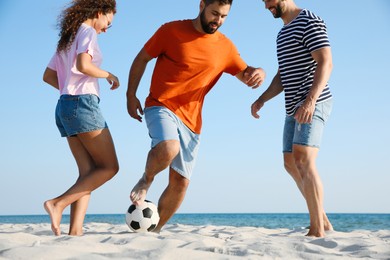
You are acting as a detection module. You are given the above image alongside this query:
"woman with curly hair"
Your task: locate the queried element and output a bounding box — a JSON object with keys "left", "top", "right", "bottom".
{"left": 43, "top": 0, "right": 119, "bottom": 236}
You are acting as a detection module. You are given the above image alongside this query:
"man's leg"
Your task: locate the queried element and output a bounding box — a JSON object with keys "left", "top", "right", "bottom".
{"left": 284, "top": 152, "right": 333, "bottom": 232}
{"left": 285, "top": 144, "right": 328, "bottom": 237}
{"left": 130, "top": 140, "right": 180, "bottom": 205}
{"left": 153, "top": 168, "right": 189, "bottom": 233}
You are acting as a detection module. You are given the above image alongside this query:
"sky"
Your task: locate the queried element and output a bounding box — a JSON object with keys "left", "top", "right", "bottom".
{"left": 0, "top": 0, "right": 389, "bottom": 216}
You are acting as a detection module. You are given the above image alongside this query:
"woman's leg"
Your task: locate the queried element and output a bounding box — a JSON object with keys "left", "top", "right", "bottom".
{"left": 67, "top": 136, "right": 94, "bottom": 235}
{"left": 44, "top": 128, "right": 119, "bottom": 236}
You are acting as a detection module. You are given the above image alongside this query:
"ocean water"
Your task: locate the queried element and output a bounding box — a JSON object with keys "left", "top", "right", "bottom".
{"left": 0, "top": 213, "right": 389, "bottom": 232}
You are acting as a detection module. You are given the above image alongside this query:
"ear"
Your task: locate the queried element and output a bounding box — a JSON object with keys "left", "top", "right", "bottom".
{"left": 199, "top": 0, "right": 205, "bottom": 12}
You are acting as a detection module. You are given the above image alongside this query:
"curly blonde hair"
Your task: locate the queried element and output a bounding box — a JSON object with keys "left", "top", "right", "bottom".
{"left": 56, "top": 0, "right": 116, "bottom": 52}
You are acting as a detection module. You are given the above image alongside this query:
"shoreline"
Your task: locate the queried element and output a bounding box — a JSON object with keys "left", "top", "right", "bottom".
{"left": 1, "top": 213, "right": 388, "bottom": 232}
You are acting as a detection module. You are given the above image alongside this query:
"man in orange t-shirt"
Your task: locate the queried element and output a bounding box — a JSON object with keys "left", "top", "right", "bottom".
{"left": 126, "top": 0, "right": 266, "bottom": 232}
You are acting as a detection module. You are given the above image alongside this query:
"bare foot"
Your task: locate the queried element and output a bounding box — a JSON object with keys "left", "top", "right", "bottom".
{"left": 306, "top": 223, "right": 334, "bottom": 232}
{"left": 43, "top": 200, "right": 62, "bottom": 236}
{"left": 324, "top": 223, "right": 334, "bottom": 231}
{"left": 306, "top": 228, "right": 325, "bottom": 238}
{"left": 306, "top": 213, "right": 334, "bottom": 232}
{"left": 152, "top": 227, "right": 161, "bottom": 234}
{"left": 130, "top": 174, "right": 152, "bottom": 206}
{"left": 324, "top": 220, "right": 334, "bottom": 231}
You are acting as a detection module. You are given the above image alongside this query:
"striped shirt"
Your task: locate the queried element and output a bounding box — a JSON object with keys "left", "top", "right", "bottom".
{"left": 277, "top": 9, "right": 332, "bottom": 116}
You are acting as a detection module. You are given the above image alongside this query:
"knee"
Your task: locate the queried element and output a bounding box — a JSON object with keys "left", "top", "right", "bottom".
{"left": 171, "top": 181, "right": 189, "bottom": 194}
{"left": 283, "top": 153, "right": 298, "bottom": 175}
{"left": 283, "top": 160, "right": 295, "bottom": 174}
{"left": 292, "top": 153, "right": 314, "bottom": 175}
{"left": 155, "top": 140, "right": 180, "bottom": 162}
{"left": 112, "top": 163, "right": 120, "bottom": 175}
{"left": 178, "top": 178, "right": 190, "bottom": 191}
{"left": 170, "top": 170, "right": 190, "bottom": 192}
{"left": 103, "top": 161, "right": 119, "bottom": 181}
{"left": 293, "top": 157, "right": 307, "bottom": 172}
{"left": 111, "top": 163, "right": 120, "bottom": 178}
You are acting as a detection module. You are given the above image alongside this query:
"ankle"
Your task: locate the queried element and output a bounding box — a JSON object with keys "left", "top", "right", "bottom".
{"left": 142, "top": 173, "right": 154, "bottom": 184}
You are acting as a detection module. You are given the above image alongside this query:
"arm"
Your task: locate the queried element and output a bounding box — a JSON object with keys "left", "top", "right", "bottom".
{"left": 43, "top": 67, "right": 59, "bottom": 90}
{"left": 126, "top": 48, "right": 153, "bottom": 122}
{"left": 76, "top": 53, "right": 120, "bottom": 90}
{"left": 251, "top": 71, "right": 284, "bottom": 119}
{"left": 294, "top": 47, "right": 333, "bottom": 124}
{"left": 235, "top": 66, "right": 266, "bottom": 89}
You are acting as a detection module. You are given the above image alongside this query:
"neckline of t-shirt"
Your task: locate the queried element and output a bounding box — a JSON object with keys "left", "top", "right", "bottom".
{"left": 283, "top": 9, "right": 305, "bottom": 27}
{"left": 187, "top": 19, "right": 218, "bottom": 38}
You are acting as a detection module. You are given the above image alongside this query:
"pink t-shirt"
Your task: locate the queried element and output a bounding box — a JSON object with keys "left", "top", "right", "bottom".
{"left": 48, "top": 23, "right": 102, "bottom": 96}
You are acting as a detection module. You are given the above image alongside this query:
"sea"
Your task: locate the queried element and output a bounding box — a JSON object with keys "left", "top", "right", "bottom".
{"left": 0, "top": 213, "right": 389, "bottom": 232}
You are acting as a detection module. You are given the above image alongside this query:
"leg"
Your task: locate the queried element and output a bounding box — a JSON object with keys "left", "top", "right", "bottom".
{"left": 67, "top": 137, "right": 94, "bottom": 236}
{"left": 69, "top": 195, "right": 90, "bottom": 235}
{"left": 44, "top": 128, "right": 119, "bottom": 236}
{"left": 289, "top": 144, "right": 330, "bottom": 237}
{"left": 130, "top": 140, "right": 180, "bottom": 205}
{"left": 154, "top": 167, "right": 189, "bottom": 233}
{"left": 284, "top": 152, "right": 333, "bottom": 233}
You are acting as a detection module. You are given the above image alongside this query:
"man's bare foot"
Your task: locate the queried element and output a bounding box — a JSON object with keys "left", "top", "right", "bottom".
{"left": 324, "top": 220, "right": 334, "bottom": 231}
{"left": 43, "top": 200, "right": 62, "bottom": 236}
{"left": 306, "top": 227, "right": 325, "bottom": 237}
{"left": 130, "top": 174, "right": 152, "bottom": 206}
{"left": 306, "top": 213, "right": 334, "bottom": 232}
{"left": 306, "top": 223, "right": 334, "bottom": 232}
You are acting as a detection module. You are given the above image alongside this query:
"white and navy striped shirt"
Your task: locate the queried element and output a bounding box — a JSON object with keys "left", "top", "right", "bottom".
{"left": 277, "top": 9, "right": 332, "bottom": 116}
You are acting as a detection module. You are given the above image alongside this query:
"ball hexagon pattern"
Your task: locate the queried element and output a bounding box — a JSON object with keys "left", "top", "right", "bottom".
{"left": 125, "top": 200, "right": 160, "bottom": 232}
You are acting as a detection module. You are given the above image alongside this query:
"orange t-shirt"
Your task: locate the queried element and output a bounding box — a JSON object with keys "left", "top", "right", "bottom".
{"left": 144, "top": 20, "right": 247, "bottom": 134}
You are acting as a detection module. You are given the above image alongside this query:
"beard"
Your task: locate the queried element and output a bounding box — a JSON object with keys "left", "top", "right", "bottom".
{"left": 200, "top": 9, "right": 220, "bottom": 34}
{"left": 272, "top": 3, "right": 283, "bottom": 18}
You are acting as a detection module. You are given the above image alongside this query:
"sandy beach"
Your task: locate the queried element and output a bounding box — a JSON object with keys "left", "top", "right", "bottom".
{"left": 0, "top": 223, "right": 389, "bottom": 259}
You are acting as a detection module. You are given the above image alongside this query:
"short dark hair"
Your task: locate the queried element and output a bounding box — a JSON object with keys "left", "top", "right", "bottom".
{"left": 204, "top": 0, "right": 233, "bottom": 6}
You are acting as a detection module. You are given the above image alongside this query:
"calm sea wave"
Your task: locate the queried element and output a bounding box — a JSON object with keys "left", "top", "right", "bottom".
{"left": 0, "top": 214, "right": 389, "bottom": 232}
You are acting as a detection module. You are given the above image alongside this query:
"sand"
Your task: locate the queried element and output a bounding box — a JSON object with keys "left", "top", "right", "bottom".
{"left": 0, "top": 223, "right": 389, "bottom": 259}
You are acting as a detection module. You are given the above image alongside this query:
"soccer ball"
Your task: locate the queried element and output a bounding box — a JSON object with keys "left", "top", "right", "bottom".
{"left": 125, "top": 200, "right": 160, "bottom": 232}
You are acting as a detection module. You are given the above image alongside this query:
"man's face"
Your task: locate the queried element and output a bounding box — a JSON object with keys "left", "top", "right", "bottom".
{"left": 200, "top": 2, "right": 231, "bottom": 34}
{"left": 264, "top": 0, "right": 284, "bottom": 19}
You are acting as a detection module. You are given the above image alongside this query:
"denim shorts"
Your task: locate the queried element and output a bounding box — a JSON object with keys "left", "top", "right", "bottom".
{"left": 283, "top": 99, "right": 333, "bottom": 152}
{"left": 145, "top": 106, "right": 200, "bottom": 180}
{"left": 55, "top": 94, "right": 108, "bottom": 137}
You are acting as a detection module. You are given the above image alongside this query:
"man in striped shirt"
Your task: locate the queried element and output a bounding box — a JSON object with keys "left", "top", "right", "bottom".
{"left": 251, "top": 0, "right": 334, "bottom": 237}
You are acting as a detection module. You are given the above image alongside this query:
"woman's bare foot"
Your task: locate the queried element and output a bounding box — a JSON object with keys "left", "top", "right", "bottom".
{"left": 130, "top": 174, "right": 152, "bottom": 206}
{"left": 43, "top": 200, "right": 62, "bottom": 236}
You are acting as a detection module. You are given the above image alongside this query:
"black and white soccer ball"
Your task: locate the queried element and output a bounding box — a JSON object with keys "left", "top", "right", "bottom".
{"left": 125, "top": 200, "right": 160, "bottom": 232}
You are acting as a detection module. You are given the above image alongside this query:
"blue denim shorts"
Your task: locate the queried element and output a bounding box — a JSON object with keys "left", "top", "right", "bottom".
{"left": 145, "top": 106, "right": 200, "bottom": 180}
{"left": 55, "top": 94, "right": 108, "bottom": 137}
{"left": 283, "top": 99, "right": 333, "bottom": 152}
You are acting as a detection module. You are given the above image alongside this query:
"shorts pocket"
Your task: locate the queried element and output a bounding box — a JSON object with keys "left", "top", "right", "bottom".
{"left": 60, "top": 96, "right": 79, "bottom": 121}
{"left": 320, "top": 99, "right": 333, "bottom": 123}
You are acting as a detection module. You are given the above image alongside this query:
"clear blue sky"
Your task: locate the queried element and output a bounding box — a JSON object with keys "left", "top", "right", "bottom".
{"left": 1, "top": 0, "right": 389, "bottom": 215}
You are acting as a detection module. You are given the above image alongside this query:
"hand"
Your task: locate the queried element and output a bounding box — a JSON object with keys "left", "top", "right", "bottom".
{"left": 294, "top": 102, "right": 315, "bottom": 124}
{"left": 127, "top": 95, "right": 144, "bottom": 122}
{"left": 106, "top": 72, "right": 120, "bottom": 90}
{"left": 243, "top": 67, "right": 266, "bottom": 89}
{"left": 251, "top": 98, "right": 265, "bottom": 119}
